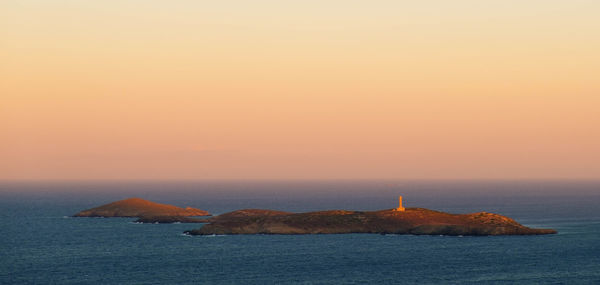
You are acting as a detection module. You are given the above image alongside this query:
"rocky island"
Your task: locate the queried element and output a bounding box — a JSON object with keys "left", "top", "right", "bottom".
{"left": 73, "top": 198, "right": 211, "bottom": 218}
{"left": 74, "top": 196, "right": 556, "bottom": 236}
{"left": 184, "top": 197, "right": 556, "bottom": 236}
{"left": 184, "top": 208, "right": 556, "bottom": 236}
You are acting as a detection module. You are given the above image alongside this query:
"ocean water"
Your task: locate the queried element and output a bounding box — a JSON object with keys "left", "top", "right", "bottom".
{"left": 1, "top": 180, "right": 599, "bottom": 284}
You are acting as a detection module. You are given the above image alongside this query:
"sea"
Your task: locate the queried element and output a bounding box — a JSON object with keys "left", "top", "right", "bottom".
{"left": 1, "top": 180, "right": 599, "bottom": 284}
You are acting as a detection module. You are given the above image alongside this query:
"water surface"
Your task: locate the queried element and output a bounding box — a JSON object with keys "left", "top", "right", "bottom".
{"left": 1, "top": 180, "right": 599, "bottom": 284}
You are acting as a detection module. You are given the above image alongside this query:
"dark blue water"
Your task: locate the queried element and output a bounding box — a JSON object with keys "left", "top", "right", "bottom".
{"left": 1, "top": 180, "right": 599, "bottom": 284}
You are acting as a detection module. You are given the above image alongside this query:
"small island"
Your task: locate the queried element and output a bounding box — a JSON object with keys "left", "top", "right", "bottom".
{"left": 185, "top": 196, "right": 556, "bottom": 236}
{"left": 73, "top": 197, "right": 211, "bottom": 218}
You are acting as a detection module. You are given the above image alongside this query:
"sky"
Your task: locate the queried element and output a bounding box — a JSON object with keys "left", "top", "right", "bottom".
{"left": 1, "top": 0, "right": 599, "bottom": 180}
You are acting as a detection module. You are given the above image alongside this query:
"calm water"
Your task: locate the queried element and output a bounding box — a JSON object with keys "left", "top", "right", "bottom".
{"left": 1, "top": 180, "right": 599, "bottom": 284}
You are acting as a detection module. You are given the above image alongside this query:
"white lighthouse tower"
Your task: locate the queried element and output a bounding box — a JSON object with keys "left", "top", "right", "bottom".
{"left": 396, "top": 195, "right": 405, "bottom": 212}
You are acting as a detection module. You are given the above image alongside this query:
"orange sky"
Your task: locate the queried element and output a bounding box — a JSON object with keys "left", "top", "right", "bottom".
{"left": 1, "top": 1, "right": 599, "bottom": 180}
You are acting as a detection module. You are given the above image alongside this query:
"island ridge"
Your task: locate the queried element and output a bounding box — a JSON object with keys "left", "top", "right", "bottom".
{"left": 73, "top": 198, "right": 210, "bottom": 218}
{"left": 185, "top": 196, "right": 556, "bottom": 236}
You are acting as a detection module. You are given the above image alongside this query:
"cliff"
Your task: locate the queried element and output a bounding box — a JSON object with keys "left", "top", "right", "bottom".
{"left": 184, "top": 208, "right": 556, "bottom": 236}
{"left": 73, "top": 198, "right": 211, "bottom": 218}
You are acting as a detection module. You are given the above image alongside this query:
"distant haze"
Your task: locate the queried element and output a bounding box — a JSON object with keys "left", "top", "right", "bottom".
{"left": 1, "top": 1, "right": 599, "bottom": 180}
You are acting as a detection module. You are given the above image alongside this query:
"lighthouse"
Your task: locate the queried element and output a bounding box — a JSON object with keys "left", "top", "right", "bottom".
{"left": 396, "top": 195, "right": 405, "bottom": 212}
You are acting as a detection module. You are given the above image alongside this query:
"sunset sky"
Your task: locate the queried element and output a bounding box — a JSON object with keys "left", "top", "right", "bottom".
{"left": 1, "top": 0, "right": 599, "bottom": 180}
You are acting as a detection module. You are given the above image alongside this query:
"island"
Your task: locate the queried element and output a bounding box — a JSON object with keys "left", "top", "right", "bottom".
{"left": 74, "top": 196, "right": 556, "bottom": 236}
{"left": 73, "top": 197, "right": 211, "bottom": 218}
{"left": 184, "top": 197, "right": 556, "bottom": 236}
